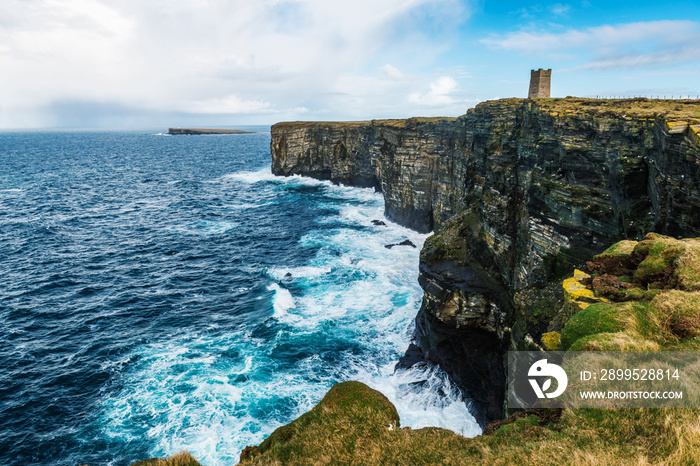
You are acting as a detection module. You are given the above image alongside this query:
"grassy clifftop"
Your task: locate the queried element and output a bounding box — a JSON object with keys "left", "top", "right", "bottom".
{"left": 534, "top": 97, "right": 700, "bottom": 120}
{"left": 272, "top": 116, "right": 458, "bottom": 131}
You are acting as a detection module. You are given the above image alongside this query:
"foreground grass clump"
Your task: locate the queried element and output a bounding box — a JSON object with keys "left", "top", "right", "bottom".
{"left": 128, "top": 452, "right": 201, "bottom": 466}
{"left": 239, "top": 381, "right": 402, "bottom": 464}
{"left": 235, "top": 380, "right": 700, "bottom": 465}
{"left": 123, "top": 393, "right": 700, "bottom": 465}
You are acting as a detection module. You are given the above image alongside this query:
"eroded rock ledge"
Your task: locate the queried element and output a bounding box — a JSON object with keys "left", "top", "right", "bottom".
{"left": 271, "top": 98, "right": 700, "bottom": 424}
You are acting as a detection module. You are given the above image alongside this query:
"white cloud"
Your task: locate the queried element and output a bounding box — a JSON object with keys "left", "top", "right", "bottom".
{"left": 408, "top": 76, "right": 458, "bottom": 106}
{"left": 481, "top": 20, "right": 700, "bottom": 70}
{"left": 184, "top": 95, "right": 273, "bottom": 114}
{"left": 550, "top": 3, "right": 570, "bottom": 16}
{"left": 482, "top": 20, "right": 699, "bottom": 53}
{"left": 0, "top": 0, "right": 135, "bottom": 106}
{"left": 574, "top": 48, "right": 700, "bottom": 71}
{"left": 381, "top": 64, "right": 405, "bottom": 80}
{"left": 0, "top": 0, "right": 470, "bottom": 126}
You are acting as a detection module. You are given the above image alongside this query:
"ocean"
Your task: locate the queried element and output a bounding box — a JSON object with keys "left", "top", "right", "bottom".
{"left": 0, "top": 129, "right": 480, "bottom": 466}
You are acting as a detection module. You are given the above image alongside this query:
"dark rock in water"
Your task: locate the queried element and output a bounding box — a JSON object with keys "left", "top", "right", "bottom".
{"left": 395, "top": 343, "right": 427, "bottom": 370}
{"left": 284, "top": 272, "right": 292, "bottom": 278}
{"left": 385, "top": 239, "right": 417, "bottom": 249}
{"left": 372, "top": 220, "right": 387, "bottom": 226}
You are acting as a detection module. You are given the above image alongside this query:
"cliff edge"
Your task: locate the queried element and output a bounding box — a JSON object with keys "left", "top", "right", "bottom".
{"left": 271, "top": 97, "right": 700, "bottom": 423}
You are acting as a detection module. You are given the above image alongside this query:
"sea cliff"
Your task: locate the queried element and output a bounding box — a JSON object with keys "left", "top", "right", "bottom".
{"left": 271, "top": 98, "right": 700, "bottom": 423}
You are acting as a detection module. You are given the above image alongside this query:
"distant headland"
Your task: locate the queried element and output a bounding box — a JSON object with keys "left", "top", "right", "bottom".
{"left": 167, "top": 127, "right": 254, "bottom": 135}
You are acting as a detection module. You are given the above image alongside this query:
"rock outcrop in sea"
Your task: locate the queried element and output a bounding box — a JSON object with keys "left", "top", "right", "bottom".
{"left": 270, "top": 98, "right": 700, "bottom": 424}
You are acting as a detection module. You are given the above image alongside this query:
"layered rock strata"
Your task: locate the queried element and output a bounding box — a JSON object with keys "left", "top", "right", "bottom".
{"left": 271, "top": 99, "right": 700, "bottom": 424}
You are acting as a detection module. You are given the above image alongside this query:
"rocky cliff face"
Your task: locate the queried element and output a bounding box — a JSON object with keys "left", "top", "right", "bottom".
{"left": 271, "top": 98, "right": 700, "bottom": 424}
{"left": 271, "top": 117, "right": 466, "bottom": 232}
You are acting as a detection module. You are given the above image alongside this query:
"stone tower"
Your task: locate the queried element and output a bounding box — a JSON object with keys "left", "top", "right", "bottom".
{"left": 528, "top": 68, "right": 551, "bottom": 98}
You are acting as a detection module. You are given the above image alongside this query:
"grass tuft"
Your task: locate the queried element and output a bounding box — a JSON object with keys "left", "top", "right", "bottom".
{"left": 561, "top": 303, "right": 626, "bottom": 349}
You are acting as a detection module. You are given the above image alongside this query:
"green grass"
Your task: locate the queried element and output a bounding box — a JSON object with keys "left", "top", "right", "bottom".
{"left": 128, "top": 452, "right": 201, "bottom": 466}
{"left": 561, "top": 303, "right": 626, "bottom": 349}
{"left": 272, "top": 117, "right": 458, "bottom": 131}
{"left": 600, "top": 240, "right": 638, "bottom": 257}
{"left": 240, "top": 381, "right": 400, "bottom": 464}
{"left": 235, "top": 379, "right": 700, "bottom": 465}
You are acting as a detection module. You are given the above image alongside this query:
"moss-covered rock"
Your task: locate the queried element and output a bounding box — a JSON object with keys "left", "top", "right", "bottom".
{"left": 633, "top": 234, "right": 684, "bottom": 286}
{"left": 562, "top": 269, "right": 611, "bottom": 314}
{"left": 600, "top": 239, "right": 638, "bottom": 257}
{"left": 541, "top": 331, "right": 562, "bottom": 351}
{"left": 561, "top": 302, "right": 626, "bottom": 349}
{"left": 561, "top": 235, "right": 700, "bottom": 351}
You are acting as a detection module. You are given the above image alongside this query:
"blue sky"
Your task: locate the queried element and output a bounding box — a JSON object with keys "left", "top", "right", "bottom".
{"left": 0, "top": 0, "right": 698, "bottom": 128}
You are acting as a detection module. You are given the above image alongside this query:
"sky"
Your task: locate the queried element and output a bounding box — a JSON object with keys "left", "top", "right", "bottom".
{"left": 0, "top": 0, "right": 699, "bottom": 128}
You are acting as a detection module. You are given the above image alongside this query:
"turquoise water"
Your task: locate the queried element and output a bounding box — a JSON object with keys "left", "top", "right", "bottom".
{"left": 0, "top": 129, "right": 479, "bottom": 466}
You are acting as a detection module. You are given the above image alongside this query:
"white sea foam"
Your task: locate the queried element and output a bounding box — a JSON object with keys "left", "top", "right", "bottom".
{"left": 222, "top": 166, "right": 348, "bottom": 191}
{"left": 261, "top": 185, "right": 481, "bottom": 436}
{"left": 235, "top": 356, "right": 253, "bottom": 375}
{"left": 103, "top": 334, "right": 331, "bottom": 465}
{"left": 169, "top": 220, "right": 239, "bottom": 236}
{"left": 100, "top": 171, "right": 481, "bottom": 466}
{"left": 220, "top": 167, "right": 280, "bottom": 184}
{"left": 365, "top": 364, "right": 481, "bottom": 437}
{"left": 267, "top": 283, "right": 296, "bottom": 319}
{"left": 220, "top": 202, "right": 273, "bottom": 210}
{"left": 267, "top": 265, "right": 332, "bottom": 281}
